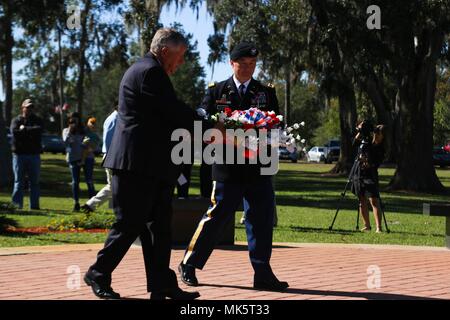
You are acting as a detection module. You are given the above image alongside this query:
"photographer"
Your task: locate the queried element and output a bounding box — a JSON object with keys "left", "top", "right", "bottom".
{"left": 351, "top": 122, "right": 385, "bottom": 233}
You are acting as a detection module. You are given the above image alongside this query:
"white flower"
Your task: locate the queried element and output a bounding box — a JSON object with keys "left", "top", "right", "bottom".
{"left": 296, "top": 135, "right": 301, "bottom": 140}
{"left": 300, "top": 121, "right": 305, "bottom": 127}
{"left": 293, "top": 123, "right": 300, "bottom": 130}
{"left": 211, "top": 115, "right": 217, "bottom": 122}
{"left": 301, "top": 138, "right": 306, "bottom": 144}
{"left": 290, "top": 138, "right": 296, "bottom": 144}
{"left": 239, "top": 114, "right": 248, "bottom": 124}
{"left": 218, "top": 112, "right": 227, "bottom": 122}
{"left": 230, "top": 112, "right": 240, "bottom": 121}
{"left": 277, "top": 115, "right": 284, "bottom": 122}
{"left": 287, "top": 127, "right": 293, "bottom": 133}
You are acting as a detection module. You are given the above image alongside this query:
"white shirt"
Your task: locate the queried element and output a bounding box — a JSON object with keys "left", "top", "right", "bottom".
{"left": 233, "top": 75, "right": 251, "bottom": 95}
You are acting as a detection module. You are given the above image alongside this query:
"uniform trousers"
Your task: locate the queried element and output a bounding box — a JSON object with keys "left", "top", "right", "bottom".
{"left": 183, "top": 177, "right": 276, "bottom": 279}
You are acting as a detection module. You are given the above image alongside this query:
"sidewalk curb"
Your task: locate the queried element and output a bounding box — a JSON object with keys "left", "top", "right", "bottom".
{"left": 1, "top": 241, "right": 448, "bottom": 256}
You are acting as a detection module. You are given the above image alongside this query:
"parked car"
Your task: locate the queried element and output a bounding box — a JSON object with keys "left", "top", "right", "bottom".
{"left": 41, "top": 134, "right": 66, "bottom": 154}
{"left": 433, "top": 147, "right": 450, "bottom": 168}
{"left": 307, "top": 146, "right": 326, "bottom": 163}
{"left": 323, "top": 139, "right": 340, "bottom": 164}
{"left": 278, "top": 146, "right": 299, "bottom": 163}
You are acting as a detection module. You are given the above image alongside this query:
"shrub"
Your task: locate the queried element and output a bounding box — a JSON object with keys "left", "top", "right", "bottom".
{"left": 47, "top": 212, "right": 114, "bottom": 231}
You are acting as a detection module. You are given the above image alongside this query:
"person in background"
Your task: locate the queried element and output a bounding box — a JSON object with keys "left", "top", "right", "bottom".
{"left": 10, "top": 99, "right": 43, "bottom": 210}
{"left": 81, "top": 117, "right": 100, "bottom": 198}
{"left": 351, "top": 123, "right": 386, "bottom": 233}
{"left": 63, "top": 112, "right": 86, "bottom": 212}
{"left": 81, "top": 106, "right": 118, "bottom": 213}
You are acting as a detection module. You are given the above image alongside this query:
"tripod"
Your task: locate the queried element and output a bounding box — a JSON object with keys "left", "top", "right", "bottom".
{"left": 328, "top": 149, "right": 390, "bottom": 233}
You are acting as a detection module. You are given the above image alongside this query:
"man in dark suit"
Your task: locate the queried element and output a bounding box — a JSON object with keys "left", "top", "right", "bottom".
{"left": 179, "top": 42, "right": 289, "bottom": 291}
{"left": 84, "top": 28, "right": 199, "bottom": 300}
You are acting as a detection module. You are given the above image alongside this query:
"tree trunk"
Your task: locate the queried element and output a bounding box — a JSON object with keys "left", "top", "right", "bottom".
{"left": 330, "top": 79, "right": 357, "bottom": 175}
{"left": 284, "top": 66, "right": 291, "bottom": 125}
{"left": 389, "top": 32, "right": 445, "bottom": 192}
{"left": 0, "top": 101, "right": 12, "bottom": 188}
{"left": 57, "top": 27, "right": 65, "bottom": 135}
{"left": 3, "top": 0, "right": 14, "bottom": 126}
{"left": 389, "top": 70, "right": 444, "bottom": 192}
{"left": 138, "top": 23, "right": 146, "bottom": 57}
{"left": 76, "top": 0, "right": 92, "bottom": 116}
{"left": 362, "top": 71, "right": 396, "bottom": 162}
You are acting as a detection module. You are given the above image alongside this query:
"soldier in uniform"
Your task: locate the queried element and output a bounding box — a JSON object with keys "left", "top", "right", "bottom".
{"left": 179, "top": 42, "right": 289, "bottom": 291}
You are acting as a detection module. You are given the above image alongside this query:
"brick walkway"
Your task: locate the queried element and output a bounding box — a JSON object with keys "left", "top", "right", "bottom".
{"left": 0, "top": 243, "right": 449, "bottom": 300}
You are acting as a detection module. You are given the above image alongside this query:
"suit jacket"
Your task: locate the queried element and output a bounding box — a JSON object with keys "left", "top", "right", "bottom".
{"left": 103, "top": 53, "right": 194, "bottom": 184}
{"left": 200, "top": 77, "right": 279, "bottom": 183}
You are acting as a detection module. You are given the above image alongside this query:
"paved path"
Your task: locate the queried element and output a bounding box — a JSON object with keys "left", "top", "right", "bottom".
{"left": 0, "top": 243, "right": 449, "bottom": 300}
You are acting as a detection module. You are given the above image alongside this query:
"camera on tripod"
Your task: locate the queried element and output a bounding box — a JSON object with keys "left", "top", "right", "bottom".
{"left": 328, "top": 119, "right": 390, "bottom": 233}
{"left": 355, "top": 120, "right": 374, "bottom": 169}
{"left": 356, "top": 120, "right": 374, "bottom": 143}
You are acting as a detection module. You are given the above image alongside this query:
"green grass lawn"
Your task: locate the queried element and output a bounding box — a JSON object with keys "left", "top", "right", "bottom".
{"left": 1, "top": 153, "right": 449, "bottom": 247}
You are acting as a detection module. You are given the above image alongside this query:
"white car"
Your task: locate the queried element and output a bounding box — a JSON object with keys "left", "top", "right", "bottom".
{"left": 307, "top": 146, "right": 326, "bottom": 162}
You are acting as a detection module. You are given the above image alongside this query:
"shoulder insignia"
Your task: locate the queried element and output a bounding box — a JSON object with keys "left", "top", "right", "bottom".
{"left": 266, "top": 83, "right": 275, "bottom": 88}
{"left": 208, "top": 82, "right": 217, "bottom": 88}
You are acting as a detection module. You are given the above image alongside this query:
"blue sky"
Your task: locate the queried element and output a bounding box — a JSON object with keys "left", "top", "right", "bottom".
{"left": 0, "top": 1, "right": 231, "bottom": 101}
{"left": 160, "top": 2, "right": 231, "bottom": 82}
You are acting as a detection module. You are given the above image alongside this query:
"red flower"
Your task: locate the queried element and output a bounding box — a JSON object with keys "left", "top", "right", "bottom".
{"left": 243, "top": 123, "right": 255, "bottom": 130}
{"left": 224, "top": 107, "right": 232, "bottom": 116}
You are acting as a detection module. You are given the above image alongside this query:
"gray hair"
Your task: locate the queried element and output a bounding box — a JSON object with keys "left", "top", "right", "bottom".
{"left": 150, "top": 28, "right": 188, "bottom": 55}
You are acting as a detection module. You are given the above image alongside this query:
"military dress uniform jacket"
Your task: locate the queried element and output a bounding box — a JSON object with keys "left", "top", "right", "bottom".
{"left": 200, "top": 77, "right": 280, "bottom": 183}
{"left": 103, "top": 53, "right": 195, "bottom": 185}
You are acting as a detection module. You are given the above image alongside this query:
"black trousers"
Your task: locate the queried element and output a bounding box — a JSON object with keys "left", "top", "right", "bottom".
{"left": 87, "top": 170, "right": 178, "bottom": 292}
{"left": 200, "top": 162, "right": 212, "bottom": 198}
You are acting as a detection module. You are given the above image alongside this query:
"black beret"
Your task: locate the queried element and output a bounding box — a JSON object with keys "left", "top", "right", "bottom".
{"left": 230, "top": 42, "right": 259, "bottom": 60}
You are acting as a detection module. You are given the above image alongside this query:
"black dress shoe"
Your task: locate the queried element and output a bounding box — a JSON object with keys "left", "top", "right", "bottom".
{"left": 178, "top": 263, "right": 198, "bottom": 286}
{"left": 151, "top": 287, "right": 200, "bottom": 300}
{"left": 73, "top": 203, "right": 80, "bottom": 212}
{"left": 84, "top": 274, "right": 121, "bottom": 299}
{"left": 254, "top": 278, "right": 289, "bottom": 291}
{"left": 81, "top": 204, "right": 94, "bottom": 214}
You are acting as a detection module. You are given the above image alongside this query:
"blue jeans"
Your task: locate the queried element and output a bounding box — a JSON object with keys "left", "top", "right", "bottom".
{"left": 69, "top": 158, "right": 96, "bottom": 204}
{"left": 12, "top": 154, "right": 41, "bottom": 209}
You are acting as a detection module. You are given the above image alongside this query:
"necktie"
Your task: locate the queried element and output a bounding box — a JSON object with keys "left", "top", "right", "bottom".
{"left": 239, "top": 84, "right": 245, "bottom": 98}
